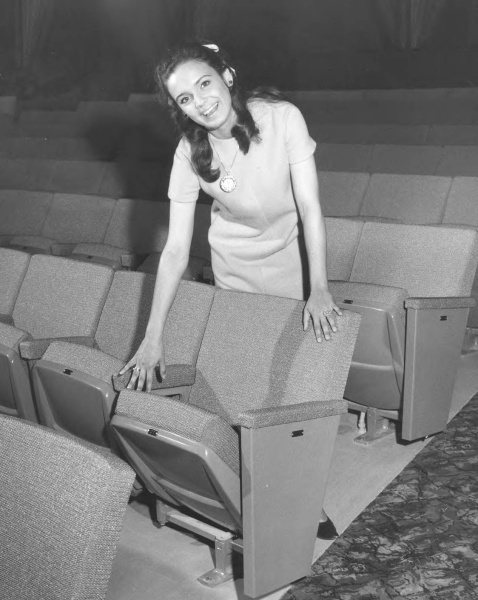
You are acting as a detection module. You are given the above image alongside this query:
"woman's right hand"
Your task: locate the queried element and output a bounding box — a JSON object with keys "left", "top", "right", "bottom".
{"left": 118, "top": 335, "right": 166, "bottom": 393}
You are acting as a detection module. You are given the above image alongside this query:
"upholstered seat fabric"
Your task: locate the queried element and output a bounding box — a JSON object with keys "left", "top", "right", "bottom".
{"left": 115, "top": 390, "right": 240, "bottom": 474}
{"left": 0, "top": 415, "right": 134, "bottom": 600}
{"left": 188, "top": 290, "right": 360, "bottom": 424}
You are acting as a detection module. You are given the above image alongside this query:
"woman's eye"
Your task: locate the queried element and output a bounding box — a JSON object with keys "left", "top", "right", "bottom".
{"left": 179, "top": 96, "right": 190, "bottom": 105}
{"left": 201, "top": 80, "right": 210, "bottom": 88}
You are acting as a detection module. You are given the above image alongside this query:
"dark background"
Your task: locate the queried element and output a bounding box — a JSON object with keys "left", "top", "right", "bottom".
{"left": 3, "top": 0, "right": 478, "bottom": 99}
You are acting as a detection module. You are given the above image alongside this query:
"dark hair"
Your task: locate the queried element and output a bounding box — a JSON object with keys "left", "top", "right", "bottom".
{"left": 155, "top": 41, "right": 284, "bottom": 182}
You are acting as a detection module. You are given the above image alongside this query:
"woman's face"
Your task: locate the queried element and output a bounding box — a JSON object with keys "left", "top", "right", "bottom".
{"left": 166, "top": 60, "right": 236, "bottom": 138}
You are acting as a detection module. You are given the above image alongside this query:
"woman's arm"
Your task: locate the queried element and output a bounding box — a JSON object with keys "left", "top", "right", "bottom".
{"left": 119, "top": 200, "right": 197, "bottom": 391}
{"left": 290, "top": 155, "right": 342, "bottom": 342}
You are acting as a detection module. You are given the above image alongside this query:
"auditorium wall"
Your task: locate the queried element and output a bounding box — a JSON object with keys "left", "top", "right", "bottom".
{"left": 4, "top": 0, "right": 478, "bottom": 99}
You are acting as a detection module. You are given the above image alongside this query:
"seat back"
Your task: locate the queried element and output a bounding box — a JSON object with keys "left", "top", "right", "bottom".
{"left": 316, "top": 143, "right": 373, "bottom": 172}
{"left": 0, "top": 249, "right": 31, "bottom": 317}
{"left": 325, "top": 217, "right": 363, "bottom": 280}
{"left": 0, "top": 415, "right": 134, "bottom": 600}
{"left": 0, "top": 189, "right": 53, "bottom": 236}
{"left": 442, "top": 177, "right": 478, "bottom": 226}
{"left": 103, "top": 198, "right": 170, "bottom": 253}
{"left": 96, "top": 275, "right": 215, "bottom": 363}
{"left": 350, "top": 222, "right": 478, "bottom": 298}
{"left": 368, "top": 144, "right": 443, "bottom": 175}
{"left": 189, "top": 289, "right": 360, "bottom": 423}
{"left": 41, "top": 193, "right": 116, "bottom": 243}
{"left": 318, "top": 171, "right": 369, "bottom": 217}
{"left": 360, "top": 174, "right": 451, "bottom": 224}
{"left": 12, "top": 255, "right": 114, "bottom": 339}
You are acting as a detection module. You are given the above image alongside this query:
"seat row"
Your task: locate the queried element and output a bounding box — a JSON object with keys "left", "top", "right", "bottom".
{"left": 0, "top": 249, "right": 360, "bottom": 598}
{"left": 0, "top": 157, "right": 171, "bottom": 198}
{"left": 6, "top": 126, "right": 478, "bottom": 164}
{"left": 2, "top": 219, "right": 476, "bottom": 592}
{"left": 0, "top": 191, "right": 211, "bottom": 275}
{"left": 316, "top": 142, "right": 478, "bottom": 175}
{"left": 2, "top": 218, "right": 475, "bottom": 445}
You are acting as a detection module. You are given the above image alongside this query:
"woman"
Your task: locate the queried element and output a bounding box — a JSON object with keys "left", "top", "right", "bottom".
{"left": 119, "top": 40, "right": 341, "bottom": 539}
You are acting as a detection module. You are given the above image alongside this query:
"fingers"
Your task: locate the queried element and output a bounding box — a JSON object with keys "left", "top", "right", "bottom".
{"left": 119, "top": 358, "right": 136, "bottom": 376}
{"left": 158, "top": 355, "right": 166, "bottom": 380}
{"left": 303, "top": 308, "right": 311, "bottom": 331}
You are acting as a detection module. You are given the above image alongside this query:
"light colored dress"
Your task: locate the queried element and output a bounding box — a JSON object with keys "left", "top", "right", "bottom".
{"left": 168, "top": 100, "right": 316, "bottom": 300}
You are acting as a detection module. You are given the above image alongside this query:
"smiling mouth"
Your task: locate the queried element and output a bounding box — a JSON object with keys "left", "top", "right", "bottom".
{"left": 202, "top": 103, "right": 218, "bottom": 117}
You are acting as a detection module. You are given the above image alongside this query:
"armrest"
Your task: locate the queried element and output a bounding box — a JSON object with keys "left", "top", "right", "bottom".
{"left": 120, "top": 252, "right": 148, "bottom": 270}
{"left": 51, "top": 243, "right": 77, "bottom": 257}
{"left": 0, "top": 314, "right": 13, "bottom": 325}
{"left": 236, "top": 398, "right": 348, "bottom": 429}
{"left": 405, "top": 296, "right": 476, "bottom": 310}
{"left": 19, "top": 335, "right": 96, "bottom": 360}
{"left": 112, "top": 363, "right": 196, "bottom": 392}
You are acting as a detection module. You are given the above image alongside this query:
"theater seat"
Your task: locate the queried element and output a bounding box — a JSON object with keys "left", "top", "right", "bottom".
{"left": 111, "top": 290, "right": 361, "bottom": 598}
{"left": 32, "top": 277, "right": 215, "bottom": 447}
{"left": 329, "top": 222, "right": 478, "bottom": 443}
{"left": 0, "top": 255, "right": 114, "bottom": 422}
{"left": 0, "top": 189, "right": 53, "bottom": 247}
{"left": 9, "top": 193, "right": 117, "bottom": 256}
{"left": 0, "top": 414, "right": 134, "bottom": 600}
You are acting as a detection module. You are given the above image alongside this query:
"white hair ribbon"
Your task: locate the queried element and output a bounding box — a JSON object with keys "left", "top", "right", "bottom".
{"left": 203, "top": 43, "right": 220, "bottom": 52}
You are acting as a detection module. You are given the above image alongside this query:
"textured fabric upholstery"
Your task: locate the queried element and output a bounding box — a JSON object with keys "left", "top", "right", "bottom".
{"left": 350, "top": 223, "right": 478, "bottom": 298}
{"left": 0, "top": 322, "right": 31, "bottom": 351}
{"left": 112, "top": 363, "right": 196, "bottom": 391}
{"left": 368, "top": 144, "right": 442, "bottom": 175}
{"left": 12, "top": 255, "right": 114, "bottom": 339}
{"left": 42, "top": 341, "right": 124, "bottom": 384}
{"left": 103, "top": 198, "right": 170, "bottom": 253}
{"left": 360, "top": 174, "right": 451, "bottom": 224}
{"left": 315, "top": 143, "right": 373, "bottom": 173}
{"left": 404, "top": 297, "right": 476, "bottom": 310}
{"left": 0, "top": 190, "right": 53, "bottom": 235}
{"left": 318, "top": 171, "right": 370, "bottom": 217}
{"left": 0, "top": 248, "right": 30, "bottom": 315}
{"left": 189, "top": 290, "right": 361, "bottom": 424}
{"left": 42, "top": 193, "right": 116, "bottom": 243}
{"left": 115, "top": 390, "right": 240, "bottom": 474}
{"left": 236, "top": 398, "right": 348, "bottom": 429}
{"left": 436, "top": 146, "right": 478, "bottom": 177}
{"left": 94, "top": 271, "right": 156, "bottom": 362}
{"left": 0, "top": 415, "right": 134, "bottom": 600}
{"left": 442, "top": 177, "right": 478, "bottom": 226}
{"left": 19, "top": 336, "right": 96, "bottom": 361}
{"left": 48, "top": 160, "right": 108, "bottom": 195}
{"left": 138, "top": 251, "right": 209, "bottom": 281}
{"left": 325, "top": 218, "right": 363, "bottom": 281}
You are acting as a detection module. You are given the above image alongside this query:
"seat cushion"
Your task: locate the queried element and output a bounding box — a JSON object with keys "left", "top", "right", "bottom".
{"left": 42, "top": 341, "right": 123, "bottom": 384}
{"left": 115, "top": 389, "right": 240, "bottom": 474}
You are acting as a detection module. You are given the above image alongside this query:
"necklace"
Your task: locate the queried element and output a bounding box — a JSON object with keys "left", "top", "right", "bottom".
{"left": 210, "top": 138, "right": 239, "bottom": 193}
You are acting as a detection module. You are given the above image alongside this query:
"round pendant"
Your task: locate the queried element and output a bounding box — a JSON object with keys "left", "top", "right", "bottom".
{"left": 220, "top": 175, "right": 237, "bottom": 193}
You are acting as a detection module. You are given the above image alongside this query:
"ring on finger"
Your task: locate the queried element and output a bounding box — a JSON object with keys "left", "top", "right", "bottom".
{"left": 323, "top": 309, "right": 332, "bottom": 316}
{"left": 133, "top": 366, "right": 141, "bottom": 373}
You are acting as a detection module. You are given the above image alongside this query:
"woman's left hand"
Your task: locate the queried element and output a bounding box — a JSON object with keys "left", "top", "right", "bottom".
{"left": 303, "top": 289, "right": 342, "bottom": 342}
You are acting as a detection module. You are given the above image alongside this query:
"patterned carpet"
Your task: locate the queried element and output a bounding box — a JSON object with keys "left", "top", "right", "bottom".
{"left": 282, "top": 394, "right": 478, "bottom": 600}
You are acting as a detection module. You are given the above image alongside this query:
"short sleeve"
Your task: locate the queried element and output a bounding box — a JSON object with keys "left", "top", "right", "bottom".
{"left": 168, "top": 139, "right": 200, "bottom": 203}
{"left": 284, "top": 103, "right": 316, "bottom": 165}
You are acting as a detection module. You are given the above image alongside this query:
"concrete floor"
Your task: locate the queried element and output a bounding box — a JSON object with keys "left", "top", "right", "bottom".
{"left": 106, "top": 351, "right": 478, "bottom": 600}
